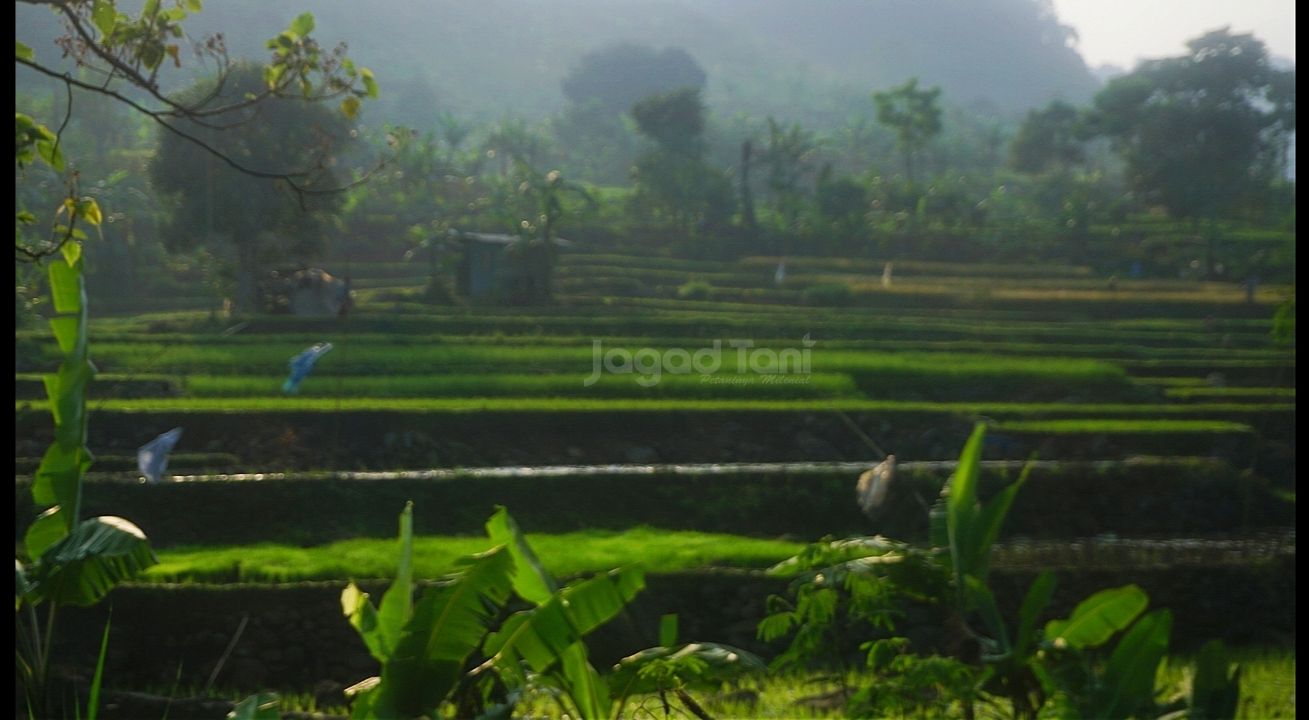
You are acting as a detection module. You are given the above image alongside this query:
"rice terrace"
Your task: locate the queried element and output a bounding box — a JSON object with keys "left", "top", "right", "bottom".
{"left": 14, "top": 1, "right": 1295, "bottom": 718}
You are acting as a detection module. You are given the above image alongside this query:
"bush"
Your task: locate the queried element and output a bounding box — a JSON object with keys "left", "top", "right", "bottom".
{"left": 677, "top": 280, "right": 714, "bottom": 300}
{"left": 802, "top": 282, "right": 853, "bottom": 306}
{"left": 422, "top": 278, "right": 459, "bottom": 305}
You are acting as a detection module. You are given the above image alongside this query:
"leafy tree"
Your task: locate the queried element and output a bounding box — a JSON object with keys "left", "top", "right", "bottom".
{"left": 554, "top": 44, "right": 705, "bottom": 187}
{"left": 814, "top": 166, "right": 868, "bottom": 253}
{"left": 760, "top": 117, "right": 819, "bottom": 234}
{"left": 342, "top": 129, "right": 488, "bottom": 298}
{"left": 17, "top": 1, "right": 379, "bottom": 319}
{"left": 562, "top": 43, "right": 706, "bottom": 116}
{"left": 149, "top": 62, "right": 355, "bottom": 311}
{"left": 1009, "top": 100, "right": 1086, "bottom": 174}
{"left": 630, "top": 87, "right": 734, "bottom": 234}
{"left": 873, "top": 78, "right": 943, "bottom": 186}
{"left": 1089, "top": 28, "right": 1296, "bottom": 276}
{"left": 483, "top": 116, "right": 550, "bottom": 176}
{"left": 631, "top": 87, "right": 706, "bottom": 156}
{"left": 15, "top": 2, "right": 376, "bottom": 214}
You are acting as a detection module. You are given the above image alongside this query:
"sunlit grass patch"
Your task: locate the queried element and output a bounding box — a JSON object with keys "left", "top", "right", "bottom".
{"left": 998, "top": 419, "right": 1255, "bottom": 434}
{"left": 144, "top": 528, "right": 806, "bottom": 583}
{"left": 1164, "top": 386, "right": 1295, "bottom": 401}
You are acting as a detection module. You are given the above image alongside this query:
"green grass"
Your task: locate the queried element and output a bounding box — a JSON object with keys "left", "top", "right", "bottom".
{"left": 151, "top": 649, "right": 1296, "bottom": 718}
{"left": 144, "top": 528, "right": 805, "bottom": 583}
{"left": 15, "top": 397, "right": 1293, "bottom": 426}
{"left": 20, "top": 341, "right": 1135, "bottom": 388}
{"left": 1164, "top": 386, "right": 1295, "bottom": 401}
{"left": 17, "top": 397, "right": 1293, "bottom": 417}
{"left": 998, "top": 419, "right": 1255, "bottom": 434}
{"left": 179, "top": 371, "right": 862, "bottom": 400}
{"left": 73, "top": 303, "right": 1282, "bottom": 347}
{"left": 738, "top": 255, "right": 1095, "bottom": 279}
{"left": 1159, "top": 648, "right": 1298, "bottom": 720}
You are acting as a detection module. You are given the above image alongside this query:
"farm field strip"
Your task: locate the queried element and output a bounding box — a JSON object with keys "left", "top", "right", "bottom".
{"left": 138, "top": 528, "right": 1295, "bottom": 585}
{"left": 144, "top": 528, "right": 808, "bottom": 583}
{"left": 737, "top": 255, "right": 1096, "bottom": 278}
{"left": 1163, "top": 386, "right": 1295, "bottom": 401}
{"left": 80, "top": 296, "right": 1281, "bottom": 334}
{"left": 68, "top": 333, "right": 1283, "bottom": 361}
{"left": 21, "top": 342, "right": 1140, "bottom": 377}
{"left": 23, "top": 373, "right": 1291, "bottom": 404}
{"left": 785, "top": 272, "right": 1291, "bottom": 294}
{"left": 15, "top": 396, "right": 1290, "bottom": 417}
{"left": 59, "top": 458, "right": 1109, "bottom": 483}
{"left": 350, "top": 298, "right": 1279, "bottom": 335}
{"left": 76, "top": 315, "right": 1281, "bottom": 350}
{"left": 997, "top": 418, "right": 1255, "bottom": 434}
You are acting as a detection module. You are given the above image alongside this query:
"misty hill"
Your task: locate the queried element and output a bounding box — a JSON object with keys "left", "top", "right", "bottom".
{"left": 18, "top": 0, "right": 1100, "bottom": 128}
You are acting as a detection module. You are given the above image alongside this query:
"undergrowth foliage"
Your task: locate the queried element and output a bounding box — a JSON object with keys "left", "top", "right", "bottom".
{"left": 233, "top": 503, "right": 763, "bottom": 719}
{"left": 759, "top": 423, "right": 1244, "bottom": 719}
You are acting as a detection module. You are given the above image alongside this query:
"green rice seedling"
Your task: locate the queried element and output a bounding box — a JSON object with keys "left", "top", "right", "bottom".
{"left": 144, "top": 528, "right": 806, "bottom": 584}
{"left": 997, "top": 419, "right": 1254, "bottom": 434}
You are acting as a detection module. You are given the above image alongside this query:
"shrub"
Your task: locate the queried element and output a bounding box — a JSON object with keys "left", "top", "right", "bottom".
{"left": 802, "top": 282, "right": 853, "bottom": 306}
{"left": 677, "top": 280, "right": 715, "bottom": 300}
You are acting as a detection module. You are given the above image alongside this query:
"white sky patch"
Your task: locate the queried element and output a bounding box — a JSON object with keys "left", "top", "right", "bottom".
{"left": 1050, "top": 0, "right": 1295, "bottom": 70}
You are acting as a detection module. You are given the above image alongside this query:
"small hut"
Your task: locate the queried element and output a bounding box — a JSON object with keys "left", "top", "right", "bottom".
{"left": 453, "top": 232, "right": 570, "bottom": 304}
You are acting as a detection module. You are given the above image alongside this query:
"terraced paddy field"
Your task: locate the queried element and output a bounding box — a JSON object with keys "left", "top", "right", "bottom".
{"left": 18, "top": 250, "right": 1294, "bottom": 709}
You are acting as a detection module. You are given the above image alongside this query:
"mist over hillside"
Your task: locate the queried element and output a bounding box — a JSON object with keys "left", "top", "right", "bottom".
{"left": 17, "top": 0, "right": 1101, "bottom": 129}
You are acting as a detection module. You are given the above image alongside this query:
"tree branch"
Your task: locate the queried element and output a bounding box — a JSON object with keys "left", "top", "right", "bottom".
{"left": 17, "top": 57, "right": 386, "bottom": 201}
{"left": 45, "top": 0, "right": 358, "bottom": 126}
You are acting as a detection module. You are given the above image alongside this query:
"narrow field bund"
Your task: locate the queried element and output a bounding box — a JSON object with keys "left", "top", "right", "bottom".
{"left": 17, "top": 458, "right": 1293, "bottom": 547}
{"left": 15, "top": 404, "right": 1291, "bottom": 480}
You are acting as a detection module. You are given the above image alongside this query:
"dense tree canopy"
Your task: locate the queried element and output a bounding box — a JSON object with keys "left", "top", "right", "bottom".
{"left": 874, "top": 78, "right": 943, "bottom": 185}
{"left": 1010, "top": 100, "right": 1086, "bottom": 174}
{"left": 1089, "top": 29, "right": 1295, "bottom": 222}
{"left": 149, "top": 63, "right": 356, "bottom": 308}
{"left": 562, "top": 43, "right": 707, "bottom": 116}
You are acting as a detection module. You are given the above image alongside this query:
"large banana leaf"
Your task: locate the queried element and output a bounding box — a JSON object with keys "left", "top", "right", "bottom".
{"left": 369, "top": 546, "right": 516, "bottom": 719}
{"left": 966, "top": 462, "right": 1030, "bottom": 580}
{"left": 15, "top": 559, "right": 31, "bottom": 612}
{"left": 485, "top": 567, "right": 644, "bottom": 719}
{"left": 1013, "top": 571, "right": 1056, "bottom": 659}
{"left": 341, "top": 583, "right": 387, "bottom": 663}
{"left": 1044, "top": 584, "right": 1148, "bottom": 651}
{"left": 23, "top": 506, "right": 69, "bottom": 562}
{"left": 1188, "top": 640, "right": 1241, "bottom": 720}
{"left": 30, "top": 516, "right": 156, "bottom": 606}
{"left": 30, "top": 442, "right": 89, "bottom": 537}
{"left": 375, "top": 502, "right": 416, "bottom": 656}
{"left": 965, "top": 576, "right": 1009, "bottom": 658}
{"left": 1091, "top": 609, "right": 1172, "bottom": 720}
{"left": 945, "top": 424, "right": 986, "bottom": 583}
{"left": 559, "top": 641, "right": 610, "bottom": 720}
{"left": 486, "top": 506, "right": 557, "bottom": 605}
{"left": 342, "top": 502, "right": 416, "bottom": 663}
{"left": 559, "top": 567, "right": 645, "bottom": 636}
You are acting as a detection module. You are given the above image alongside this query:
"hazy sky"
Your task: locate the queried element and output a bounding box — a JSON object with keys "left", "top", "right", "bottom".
{"left": 1051, "top": 0, "right": 1296, "bottom": 69}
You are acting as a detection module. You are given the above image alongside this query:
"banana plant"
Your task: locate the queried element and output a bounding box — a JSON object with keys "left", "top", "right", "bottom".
{"left": 1178, "top": 640, "right": 1241, "bottom": 720}
{"left": 16, "top": 242, "right": 157, "bottom": 716}
{"left": 340, "top": 504, "right": 646, "bottom": 720}
{"left": 341, "top": 502, "right": 517, "bottom": 719}
{"left": 479, "top": 506, "right": 645, "bottom": 720}
{"left": 1044, "top": 606, "right": 1176, "bottom": 719}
